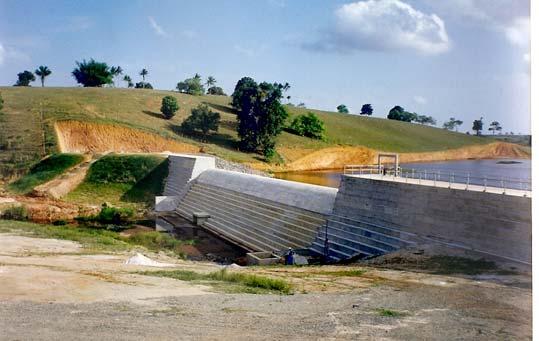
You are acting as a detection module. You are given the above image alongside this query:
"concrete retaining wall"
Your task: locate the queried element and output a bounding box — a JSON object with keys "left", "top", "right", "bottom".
{"left": 196, "top": 169, "right": 337, "bottom": 215}
{"left": 334, "top": 175, "right": 532, "bottom": 265}
{"left": 163, "top": 154, "right": 215, "bottom": 196}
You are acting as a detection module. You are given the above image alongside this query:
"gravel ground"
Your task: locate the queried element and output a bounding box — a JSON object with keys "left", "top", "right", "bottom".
{"left": 0, "top": 234, "right": 531, "bottom": 340}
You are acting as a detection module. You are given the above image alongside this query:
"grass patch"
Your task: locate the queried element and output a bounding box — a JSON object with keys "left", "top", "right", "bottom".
{"left": 8, "top": 153, "right": 84, "bottom": 194}
{"left": 0, "top": 219, "right": 191, "bottom": 257}
{"left": 66, "top": 154, "right": 168, "bottom": 208}
{"left": 312, "top": 269, "right": 366, "bottom": 277}
{"left": 376, "top": 308, "right": 407, "bottom": 318}
{"left": 143, "top": 268, "right": 292, "bottom": 294}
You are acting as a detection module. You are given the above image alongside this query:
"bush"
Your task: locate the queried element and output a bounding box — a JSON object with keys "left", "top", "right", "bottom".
{"left": 96, "top": 203, "right": 134, "bottom": 224}
{"left": 160, "top": 96, "right": 179, "bottom": 119}
{"left": 176, "top": 77, "right": 204, "bottom": 95}
{"left": 135, "top": 82, "right": 153, "bottom": 89}
{"left": 207, "top": 86, "right": 226, "bottom": 95}
{"left": 180, "top": 104, "right": 220, "bottom": 138}
{"left": 1, "top": 205, "right": 28, "bottom": 220}
{"left": 288, "top": 112, "right": 326, "bottom": 140}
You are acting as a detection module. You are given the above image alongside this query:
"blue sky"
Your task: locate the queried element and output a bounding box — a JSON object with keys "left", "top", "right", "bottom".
{"left": 0, "top": 0, "right": 530, "bottom": 133}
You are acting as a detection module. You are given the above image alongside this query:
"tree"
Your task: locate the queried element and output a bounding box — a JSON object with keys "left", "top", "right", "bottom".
{"left": 181, "top": 104, "right": 220, "bottom": 139}
{"left": 160, "top": 95, "right": 179, "bottom": 119}
{"left": 139, "top": 68, "right": 148, "bottom": 82}
{"left": 123, "top": 75, "right": 133, "bottom": 88}
{"left": 207, "top": 86, "right": 226, "bottom": 95}
{"left": 414, "top": 115, "right": 436, "bottom": 126}
{"left": 232, "top": 77, "right": 288, "bottom": 157}
{"left": 337, "top": 104, "right": 349, "bottom": 114}
{"left": 488, "top": 121, "right": 502, "bottom": 135}
{"left": 360, "top": 104, "right": 373, "bottom": 116}
{"left": 289, "top": 112, "right": 326, "bottom": 140}
{"left": 442, "top": 117, "right": 463, "bottom": 131}
{"left": 0, "top": 92, "right": 3, "bottom": 111}
{"left": 14, "top": 71, "right": 36, "bottom": 86}
{"left": 387, "top": 106, "right": 415, "bottom": 122}
{"left": 176, "top": 76, "right": 205, "bottom": 95}
{"left": 35, "top": 66, "right": 52, "bottom": 87}
{"left": 206, "top": 76, "right": 216, "bottom": 90}
{"left": 110, "top": 66, "right": 123, "bottom": 87}
{"left": 72, "top": 59, "right": 113, "bottom": 87}
{"left": 135, "top": 82, "right": 153, "bottom": 89}
{"left": 472, "top": 117, "right": 483, "bottom": 136}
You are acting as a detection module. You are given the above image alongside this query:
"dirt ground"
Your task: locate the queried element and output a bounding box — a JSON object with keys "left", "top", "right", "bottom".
{"left": 0, "top": 232, "right": 532, "bottom": 340}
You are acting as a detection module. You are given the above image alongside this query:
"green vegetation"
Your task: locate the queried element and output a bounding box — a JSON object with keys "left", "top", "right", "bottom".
{"left": 443, "top": 117, "right": 463, "bottom": 131}
{"left": 72, "top": 59, "right": 113, "bottom": 87}
{"left": 35, "top": 66, "right": 52, "bottom": 87}
{"left": 288, "top": 112, "right": 326, "bottom": 140}
{"left": 1, "top": 205, "right": 29, "bottom": 220}
{"left": 488, "top": 121, "right": 502, "bottom": 135}
{"left": 313, "top": 269, "right": 366, "bottom": 277}
{"left": 0, "top": 87, "right": 493, "bottom": 179}
{"left": 66, "top": 154, "right": 168, "bottom": 208}
{"left": 207, "top": 86, "right": 226, "bottom": 95}
{"left": 0, "top": 219, "right": 192, "bottom": 256}
{"left": 181, "top": 104, "right": 220, "bottom": 138}
{"left": 376, "top": 308, "right": 406, "bottom": 318}
{"left": 144, "top": 269, "right": 292, "bottom": 294}
{"left": 160, "top": 95, "right": 179, "bottom": 119}
{"left": 176, "top": 75, "right": 205, "bottom": 95}
{"left": 337, "top": 104, "right": 349, "bottom": 114}
{"left": 8, "top": 153, "right": 84, "bottom": 194}
{"left": 387, "top": 105, "right": 415, "bottom": 122}
{"left": 123, "top": 75, "right": 133, "bottom": 88}
{"left": 360, "top": 104, "right": 373, "bottom": 116}
{"left": 473, "top": 117, "right": 483, "bottom": 136}
{"left": 15, "top": 70, "right": 36, "bottom": 87}
{"left": 79, "top": 203, "right": 134, "bottom": 225}
{"left": 232, "top": 77, "right": 288, "bottom": 158}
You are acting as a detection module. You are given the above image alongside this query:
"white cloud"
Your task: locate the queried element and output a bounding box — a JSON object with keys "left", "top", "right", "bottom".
{"left": 148, "top": 16, "right": 167, "bottom": 37}
{"left": 306, "top": 0, "right": 450, "bottom": 55}
{"left": 504, "top": 16, "right": 530, "bottom": 47}
{"left": 413, "top": 95, "right": 427, "bottom": 104}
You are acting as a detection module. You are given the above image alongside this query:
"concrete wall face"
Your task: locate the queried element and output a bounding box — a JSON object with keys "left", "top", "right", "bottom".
{"left": 163, "top": 154, "right": 215, "bottom": 196}
{"left": 334, "top": 175, "right": 532, "bottom": 264}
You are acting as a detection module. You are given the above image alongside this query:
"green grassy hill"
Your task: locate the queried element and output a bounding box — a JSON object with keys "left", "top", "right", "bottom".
{"left": 0, "top": 86, "right": 491, "bottom": 178}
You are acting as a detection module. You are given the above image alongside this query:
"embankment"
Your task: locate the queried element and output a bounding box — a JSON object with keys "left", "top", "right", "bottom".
{"left": 260, "top": 142, "right": 530, "bottom": 172}
{"left": 55, "top": 121, "right": 200, "bottom": 154}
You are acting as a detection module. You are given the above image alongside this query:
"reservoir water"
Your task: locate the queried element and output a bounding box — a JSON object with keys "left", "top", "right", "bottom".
{"left": 274, "top": 159, "right": 531, "bottom": 189}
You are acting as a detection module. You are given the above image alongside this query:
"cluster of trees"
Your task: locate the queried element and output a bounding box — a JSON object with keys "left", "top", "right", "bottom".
{"left": 14, "top": 66, "right": 52, "bottom": 87}
{"left": 337, "top": 103, "right": 373, "bottom": 116}
{"left": 288, "top": 112, "right": 326, "bottom": 140}
{"left": 176, "top": 74, "right": 226, "bottom": 96}
{"left": 232, "top": 77, "right": 288, "bottom": 159}
{"left": 71, "top": 59, "right": 152, "bottom": 88}
{"left": 386, "top": 106, "right": 436, "bottom": 125}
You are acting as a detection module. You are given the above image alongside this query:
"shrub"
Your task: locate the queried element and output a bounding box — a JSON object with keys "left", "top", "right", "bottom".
{"left": 134, "top": 82, "right": 153, "bottom": 89}
{"left": 1, "top": 205, "right": 28, "bottom": 220}
{"left": 96, "top": 203, "right": 134, "bottom": 224}
{"left": 288, "top": 112, "right": 326, "bottom": 140}
{"left": 207, "top": 86, "right": 226, "bottom": 95}
{"left": 176, "top": 77, "right": 205, "bottom": 95}
{"left": 72, "top": 59, "right": 112, "bottom": 87}
{"left": 160, "top": 96, "right": 179, "bottom": 119}
{"left": 180, "top": 104, "right": 220, "bottom": 138}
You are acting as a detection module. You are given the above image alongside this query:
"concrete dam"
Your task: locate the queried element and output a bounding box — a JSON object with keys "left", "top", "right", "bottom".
{"left": 156, "top": 154, "right": 532, "bottom": 266}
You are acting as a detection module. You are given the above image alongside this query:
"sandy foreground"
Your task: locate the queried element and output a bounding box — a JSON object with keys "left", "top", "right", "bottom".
{"left": 0, "top": 233, "right": 532, "bottom": 340}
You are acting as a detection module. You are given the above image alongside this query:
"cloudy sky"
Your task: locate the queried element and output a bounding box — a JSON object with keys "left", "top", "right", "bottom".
{"left": 0, "top": 0, "right": 530, "bottom": 133}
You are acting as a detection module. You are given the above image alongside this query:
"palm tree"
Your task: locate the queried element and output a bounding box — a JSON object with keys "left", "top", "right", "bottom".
{"left": 194, "top": 73, "right": 201, "bottom": 80}
{"left": 123, "top": 75, "right": 133, "bottom": 88}
{"left": 35, "top": 66, "right": 52, "bottom": 87}
{"left": 206, "top": 76, "right": 216, "bottom": 90}
{"left": 110, "top": 66, "right": 123, "bottom": 87}
{"left": 140, "top": 68, "right": 148, "bottom": 82}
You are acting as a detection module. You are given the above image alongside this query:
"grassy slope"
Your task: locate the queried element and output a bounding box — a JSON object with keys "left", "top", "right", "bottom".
{"left": 8, "top": 153, "right": 84, "bottom": 194}
{"left": 0, "top": 87, "right": 492, "bottom": 170}
{"left": 65, "top": 154, "right": 168, "bottom": 208}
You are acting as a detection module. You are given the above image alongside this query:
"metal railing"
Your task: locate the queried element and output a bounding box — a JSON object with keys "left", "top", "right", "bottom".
{"left": 343, "top": 165, "right": 531, "bottom": 194}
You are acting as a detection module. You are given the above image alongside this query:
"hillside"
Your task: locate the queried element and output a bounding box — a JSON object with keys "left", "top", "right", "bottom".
{"left": 0, "top": 86, "right": 514, "bottom": 177}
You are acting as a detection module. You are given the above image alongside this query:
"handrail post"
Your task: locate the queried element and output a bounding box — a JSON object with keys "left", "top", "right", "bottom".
{"left": 501, "top": 177, "right": 505, "bottom": 194}
{"left": 466, "top": 173, "right": 469, "bottom": 190}
{"left": 483, "top": 177, "right": 487, "bottom": 192}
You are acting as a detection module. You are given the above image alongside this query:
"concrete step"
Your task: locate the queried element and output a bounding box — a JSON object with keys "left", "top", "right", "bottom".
{"left": 179, "top": 195, "right": 305, "bottom": 250}
{"left": 184, "top": 188, "right": 318, "bottom": 243}
{"left": 325, "top": 222, "right": 407, "bottom": 250}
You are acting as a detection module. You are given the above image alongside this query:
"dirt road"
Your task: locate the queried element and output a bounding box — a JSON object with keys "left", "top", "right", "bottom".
{"left": 0, "top": 233, "right": 531, "bottom": 340}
